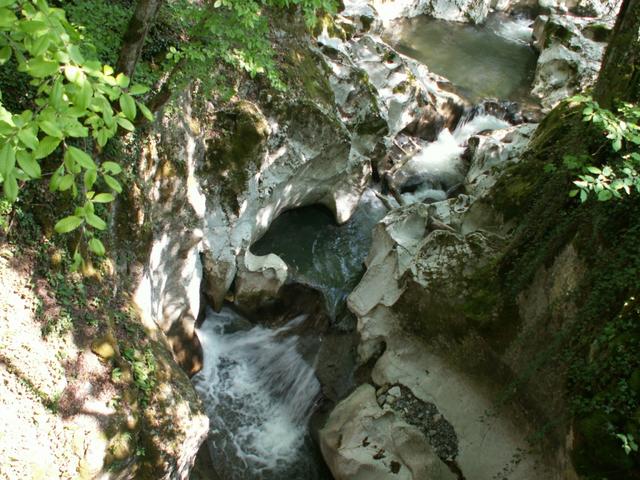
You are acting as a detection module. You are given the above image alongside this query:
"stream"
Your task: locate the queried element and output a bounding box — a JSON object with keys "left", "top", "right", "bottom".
{"left": 251, "top": 189, "right": 387, "bottom": 319}
{"left": 192, "top": 309, "right": 331, "bottom": 480}
{"left": 387, "top": 14, "right": 538, "bottom": 103}
{"left": 193, "top": 12, "right": 536, "bottom": 480}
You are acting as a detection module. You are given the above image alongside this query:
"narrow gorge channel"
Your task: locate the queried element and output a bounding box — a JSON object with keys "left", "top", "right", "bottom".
{"left": 192, "top": 10, "right": 547, "bottom": 479}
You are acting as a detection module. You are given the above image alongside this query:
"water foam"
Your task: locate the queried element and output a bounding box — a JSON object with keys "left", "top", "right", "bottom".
{"left": 192, "top": 308, "right": 322, "bottom": 479}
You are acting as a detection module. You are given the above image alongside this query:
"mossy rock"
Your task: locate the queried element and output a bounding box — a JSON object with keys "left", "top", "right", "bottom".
{"left": 203, "top": 101, "right": 269, "bottom": 213}
{"left": 572, "top": 413, "right": 635, "bottom": 478}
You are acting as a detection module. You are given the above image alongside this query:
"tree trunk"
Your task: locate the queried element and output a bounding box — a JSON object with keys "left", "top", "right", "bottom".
{"left": 116, "top": 0, "right": 164, "bottom": 78}
{"left": 593, "top": 0, "right": 640, "bottom": 109}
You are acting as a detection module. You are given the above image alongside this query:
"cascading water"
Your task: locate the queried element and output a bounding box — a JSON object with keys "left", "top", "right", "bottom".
{"left": 398, "top": 112, "right": 510, "bottom": 204}
{"left": 192, "top": 308, "right": 329, "bottom": 480}
{"left": 193, "top": 11, "right": 535, "bottom": 480}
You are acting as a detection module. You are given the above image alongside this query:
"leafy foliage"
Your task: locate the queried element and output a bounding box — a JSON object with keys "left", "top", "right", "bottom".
{"left": 0, "top": 0, "right": 153, "bottom": 266}
{"left": 158, "top": 0, "right": 337, "bottom": 97}
{"left": 564, "top": 95, "right": 640, "bottom": 202}
{"left": 0, "top": 0, "right": 336, "bottom": 266}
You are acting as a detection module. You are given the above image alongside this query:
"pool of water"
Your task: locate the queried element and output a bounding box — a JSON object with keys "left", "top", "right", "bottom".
{"left": 386, "top": 14, "right": 538, "bottom": 103}
{"left": 251, "top": 190, "right": 386, "bottom": 318}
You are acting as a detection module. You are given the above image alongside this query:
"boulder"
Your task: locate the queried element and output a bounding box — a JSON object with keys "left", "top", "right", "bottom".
{"left": 319, "top": 384, "right": 456, "bottom": 480}
{"left": 532, "top": 15, "right": 612, "bottom": 110}
{"left": 234, "top": 251, "right": 288, "bottom": 312}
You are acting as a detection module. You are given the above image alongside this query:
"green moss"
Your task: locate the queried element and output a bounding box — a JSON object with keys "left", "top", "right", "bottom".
{"left": 487, "top": 101, "right": 640, "bottom": 475}
{"left": 202, "top": 101, "right": 269, "bottom": 213}
{"left": 572, "top": 413, "right": 635, "bottom": 478}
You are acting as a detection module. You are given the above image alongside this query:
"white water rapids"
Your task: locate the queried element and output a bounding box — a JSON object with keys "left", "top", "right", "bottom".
{"left": 400, "top": 112, "right": 510, "bottom": 204}
{"left": 192, "top": 308, "right": 324, "bottom": 479}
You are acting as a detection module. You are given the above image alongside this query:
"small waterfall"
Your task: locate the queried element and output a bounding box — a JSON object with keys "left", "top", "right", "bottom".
{"left": 192, "top": 308, "right": 324, "bottom": 480}
{"left": 487, "top": 15, "right": 534, "bottom": 45}
{"left": 399, "top": 112, "right": 509, "bottom": 204}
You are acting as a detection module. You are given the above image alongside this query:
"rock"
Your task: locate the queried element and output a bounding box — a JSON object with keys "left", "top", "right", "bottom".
{"left": 465, "top": 123, "right": 537, "bottom": 199}
{"left": 387, "top": 386, "right": 402, "bottom": 398}
{"left": 90, "top": 334, "right": 119, "bottom": 362}
{"left": 532, "top": 14, "right": 612, "bottom": 110}
{"left": 234, "top": 251, "right": 288, "bottom": 312}
{"left": 319, "top": 384, "right": 456, "bottom": 480}
{"left": 343, "top": 0, "right": 492, "bottom": 25}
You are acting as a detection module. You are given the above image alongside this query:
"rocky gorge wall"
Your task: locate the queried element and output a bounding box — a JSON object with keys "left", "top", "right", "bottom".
{"left": 118, "top": 0, "right": 634, "bottom": 478}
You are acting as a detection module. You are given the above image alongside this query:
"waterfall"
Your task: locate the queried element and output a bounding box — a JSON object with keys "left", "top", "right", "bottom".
{"left": 192, "top": 308, "right": 323, "bottom": 480}
{"left": 399, "top": 112, "right": 510, "bottom": 205}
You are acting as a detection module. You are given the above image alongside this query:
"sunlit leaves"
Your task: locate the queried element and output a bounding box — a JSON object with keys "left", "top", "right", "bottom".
{"left": 0, "top": 0, "right": 158, "bottom": 260}
{"left": 54, "top": 214, "right": 83, "bottom": 233}
{"left": 565, "top": 96, "right": 640, "bottom": 203}
{"left": 119, "top": 93, "right": 136, "bottom": 121}
{"left": 88, "top": 237, "right": 105, "bottom": 256}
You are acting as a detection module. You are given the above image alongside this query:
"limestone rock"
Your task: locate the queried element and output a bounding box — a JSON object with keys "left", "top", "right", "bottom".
{"left": 465, "top": 123, "right": 537, "bottom": 199}
{"left": 532, "top": 15, "right": 612, "bottom": 110}
{"left": 234, "top": 251, "right": 288, "bottom": 311}
{"left": 343, "top": 0, "right": 492, "bottom": 25}
{"left": 319, "top": 384, "right": 456, "bottom": 480}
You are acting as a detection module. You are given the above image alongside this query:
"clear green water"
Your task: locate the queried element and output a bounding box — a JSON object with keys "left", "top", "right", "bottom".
{"left": 251, "top": 191, "right": 386, "bottom": 317}
{"left": 387, "top": 14, "right": 538, "bottom": 103}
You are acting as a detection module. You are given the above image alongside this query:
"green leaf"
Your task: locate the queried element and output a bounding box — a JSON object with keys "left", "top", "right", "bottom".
{"left": 3, "top": 172, "right": 18, "bottom": 202}
{"left": 84, "top": 169, "right": 97, "bottom": 190}
{"left": 54, "top": 215, "right": 83, "bottom": 233}
{"left": 20, "top": 20, "right": 48, "bottom": 35}
{"left": 67, "top": 146, "right": 96, "bottom": 170}
{"left": 119, "top": 93, "right": 136, "bottom": 121}
{"left": 86, "top": 212, "right": 106, "bottom": 230}
{"left": 76, "top": 81, "right": 93, "bottom": 110}
{"left": 32, "top": 35, "right": 51, "bottom": 57}
{"left": 579, "top": 190, "right": 588, "bottom": 203}
{"left": 612, "top": 138, "right": 622, "bottom": 151}
{"left": 39, "top": 120, "right": 63, "bottom": 138}
{"left": 102, "top": 161, "right": 122, "bottom": 174}
{"left": 0, "top": 8, "right": 16, "bottom": 29}
{"left": 70, "top": 251, "right": 83, "bottom": 271}
{"left": 129, "top": 84, "right": 149, "bottom": 96}
{"left": 115, "top": 73, "right": 130, "bottom": 88}
{"left": 28, "top": 58, "right": 59, "bottom": 78}
{"left": 16, "top": 151, "right": 41, "bottom": 178}
{"left": 137, "top": 101, "right": 154, "bottom": 121}
{"left": 116, "top": 117, "right": 135, "bottom": 131}
{"left": 68, "top": 45, "right": 84, "bottom": 64}
{"left": 569, "top": 189, "right": 579, "bottom": 198}
{"left": 95, "top": 128, "right": 110, "bottom": 147}
{"left": 58, "top": 173, "right": 75, "bottom": 191}
{"left": 34, "top": 135, "right": 61, "bottom": 159}
{"left": 64, "top": 65, "right": 84, "bottom": 85}
{"left": 104, "top": 174, "right": 122, "bottom": 193}
{"left": 88, "top": 238, "right": 106, "bottom": 256}
{"left": 597, "top": 189, "right": 613, "bottom": 201}
{"left": 586, "top": 166, "right": 601, "bottom": 175}
{"left": 49, "top": 166, "right": 63, "bottom": 191}
{"left": 0, "top": 46, "right": 11, "bottom": 66}
{"left": 0, "top": 142, "right": 16, "bottom": 178}
{"left": 92, "top": 193, "right": 114, "bottom": 203}
{"left": 17, "top": 128, "right": 39, "bottom": 150}
{"left": 50, "top": 78, "right": 64, "bottom": 109}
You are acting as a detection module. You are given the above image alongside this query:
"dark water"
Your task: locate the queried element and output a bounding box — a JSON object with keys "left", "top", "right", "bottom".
{"left": 251, "top": 190, "right": 386, "bottom": 317}
{"left": 387, "top": 14, "right": 538, "bottom": 103}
